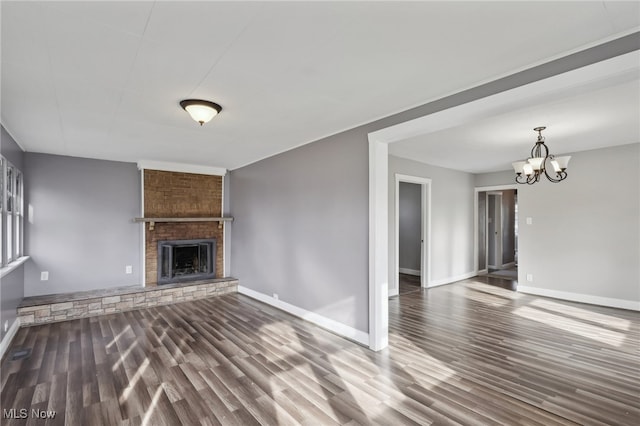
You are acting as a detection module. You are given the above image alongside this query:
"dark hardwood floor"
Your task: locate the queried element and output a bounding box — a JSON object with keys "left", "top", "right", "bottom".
{"left": 2, "top": 277, "right": 639, "bottom": 425}
{"left": 398, "top": 274, "right": 421, "bottom": 296}
{"left": 476, "top": 273, "right": 518, "bottom": 291}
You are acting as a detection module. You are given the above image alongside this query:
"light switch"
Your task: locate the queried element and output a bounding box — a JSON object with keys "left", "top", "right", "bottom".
{"left": 526, "top": 217, "right": 533, "bottom": 225}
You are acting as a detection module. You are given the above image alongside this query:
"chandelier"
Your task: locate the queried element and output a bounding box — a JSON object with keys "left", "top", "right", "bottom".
{"left": 512, "top": 127, "right": 571, "bottom": 184}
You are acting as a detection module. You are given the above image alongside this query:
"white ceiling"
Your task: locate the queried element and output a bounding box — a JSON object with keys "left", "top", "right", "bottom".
{"left": 389, "top": 69, "right": 640, "bottom": 173}
{"left": 2, "top": 1, "right": 639, "bottom": 171}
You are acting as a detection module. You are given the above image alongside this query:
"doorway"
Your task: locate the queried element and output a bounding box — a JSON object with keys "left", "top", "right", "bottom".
{"left": 487, "top": 192, "right": 503, "bottom": 270}
{"left": 476, "top": 186, "right": 518, "bottom": 282}
{"left": 398, "top": 182, "right": 422, "bottom": 295}
{"left": 393, "top": 174, "right": 431, "bottom": 297}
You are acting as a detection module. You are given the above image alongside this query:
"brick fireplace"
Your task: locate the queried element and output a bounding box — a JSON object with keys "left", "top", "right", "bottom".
{"left": 144, "top": 169, "right": 224, "bottom": 286}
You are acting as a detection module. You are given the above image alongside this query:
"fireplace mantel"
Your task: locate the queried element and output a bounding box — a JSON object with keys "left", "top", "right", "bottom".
{"left": 134, "top": 216, "right": 233, "bottom": 230}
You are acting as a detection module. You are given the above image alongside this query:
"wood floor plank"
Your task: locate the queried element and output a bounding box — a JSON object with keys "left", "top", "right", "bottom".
{"left": 2, "top": 276, "right": 638, "bottom": 425}
{"left": 46, "top": 372, "right": 67, "bottom": 426}
{"left": 195, "top": 386, "right": 237, "bottom": 424}
{"left": 142, "top": 385, "right": 182, "bottom": 426}
{"left": 199, "top": 368, "right": 243, "bottom": 413}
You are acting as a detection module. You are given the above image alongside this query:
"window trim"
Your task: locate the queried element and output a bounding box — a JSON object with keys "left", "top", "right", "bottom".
{"left": 1, "top": 155, "right": 24, "bottom": 267}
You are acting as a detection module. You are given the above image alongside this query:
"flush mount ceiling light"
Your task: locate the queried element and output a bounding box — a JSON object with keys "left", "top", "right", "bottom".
{"left": 180, "top": 99, "right": 222, "bottom": 126}
{"left": 512, "top": 127, "right": 571, "bottom": 184}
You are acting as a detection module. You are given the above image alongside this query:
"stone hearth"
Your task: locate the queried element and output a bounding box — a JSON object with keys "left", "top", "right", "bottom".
{"left": 18, "top": 278, "right": 238, "bottom": 325}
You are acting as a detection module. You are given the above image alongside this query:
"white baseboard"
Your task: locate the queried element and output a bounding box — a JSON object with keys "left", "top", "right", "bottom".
{"left": 237, "top": 286, "right": 370, "bottom": 346}
{"left": 477, "top": 268, "right": 488, "bottom": 275}
{"left": 428, "top": 271, "right": 476, "bottom": 288}
{"left": 0, "top": 318, "right": 20, "bottom": 360}
{"left": 486, "top": 262, "right": 515, "bottom": 271}
{"left": 428, "top": 271, "right": 477, "bottom": 288}
{"left": 399, "top": 268, "right": 421, "bottom": 276}
{"left": 517, "top": 286, "right": 640, "bottom": 311}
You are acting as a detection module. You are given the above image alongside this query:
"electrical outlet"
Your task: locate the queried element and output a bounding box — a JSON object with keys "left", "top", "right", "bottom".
{"left": 273, "top": 293, "right": 279, "bottom": 300}
{"left": 3, "top": 321, "right": 8, "bottom": 333}
{"left": 125, "top": 265, "right": 133, "bottom": 274}
{"left": 526, "top": 274, "right": 533, "bottom": 282}
{"left": 41, "top": 271, "right": 49, "bottom": 281}
{"left": 526, "top": 217, "right": 533, "bottom": 225}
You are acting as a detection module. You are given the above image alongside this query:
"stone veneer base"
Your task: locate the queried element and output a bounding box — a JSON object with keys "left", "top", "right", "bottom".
{"left": 18, "top": 278, "right": 238, "bottom": 326}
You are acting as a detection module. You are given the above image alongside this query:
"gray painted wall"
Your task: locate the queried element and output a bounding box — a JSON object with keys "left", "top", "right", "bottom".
{"left": 476, "top": 143, "right": 639, "bottom": 303}
{"left": 518, "top": 143, "right": 639, "bottom": 302}
{"left": 398, "top": 182, "right": 421, "bottom": 272}
{"left": 229, "top": 127, "right": 369, "bottom": 333}
{"left": 475, "top": 170, "right": 515, "bottom": 187}
{"left": 24, "top": 153, "right": 142, "bottom": 296}
{"left": 1, "top": 266, "right": 23, "bottom": 342}
{"left": 0, "top": 125, "right": 25, "bottom": 344}
{"left": 389, "top": 156, "right": 476, "bottom": 286}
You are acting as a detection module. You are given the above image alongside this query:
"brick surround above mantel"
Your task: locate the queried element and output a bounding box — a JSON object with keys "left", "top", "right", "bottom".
{"left": 144, "top": 170, "right": 224, "bottom": 286}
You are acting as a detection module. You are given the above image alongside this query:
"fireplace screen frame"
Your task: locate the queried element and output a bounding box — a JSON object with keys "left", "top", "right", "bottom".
{"left": 157, "top": 238, "right": 216, "bottom": 285}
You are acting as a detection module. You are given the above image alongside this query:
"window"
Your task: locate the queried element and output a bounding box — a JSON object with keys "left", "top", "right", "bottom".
{"left": 7, "top": 164, "right": 14, "bottom": 263}
{"left": 1, "top": 155, "right": 24, "bottom": 266}
{"left": 16, "top": 172, "right": 23, "bottom": 256}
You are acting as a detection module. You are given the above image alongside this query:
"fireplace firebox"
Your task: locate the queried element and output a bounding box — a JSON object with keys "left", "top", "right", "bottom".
{"left": 158, "top": 239, "right": 216, "bottom": 284}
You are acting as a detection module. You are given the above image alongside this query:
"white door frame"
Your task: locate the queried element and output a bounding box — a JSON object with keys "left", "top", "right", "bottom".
{"left": 474, "top": 185, "right": 517, "bottom": 273}
{"left": 487, "top": 192, "right": 503, "bottom": 269}
{"left": 368, "top": 139, "right": 389, "bottom": 351}
{"left": 394, "top": 174, "right": 431, "bottom": 296}
{"left": 477, "top": 191, "right": 489, "bottom": 274}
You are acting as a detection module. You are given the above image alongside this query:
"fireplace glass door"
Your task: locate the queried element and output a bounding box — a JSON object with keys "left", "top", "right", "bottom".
{"left": 158, "top": 239, "right": 216, "bottom": 284}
